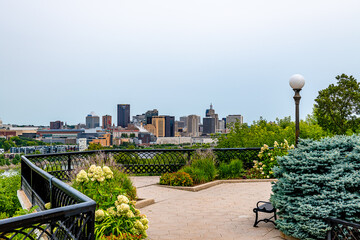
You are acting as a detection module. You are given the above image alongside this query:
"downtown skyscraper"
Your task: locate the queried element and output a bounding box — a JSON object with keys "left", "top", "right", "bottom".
{"left": 117, "top": 104, "right": 130, "bottom": 128}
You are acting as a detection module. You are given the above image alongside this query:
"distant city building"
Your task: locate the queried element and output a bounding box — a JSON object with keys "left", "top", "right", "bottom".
{"left": 86, "top": 112, "right": 100, "bottom": 129}
{"left": 151, "top": 115, "right": 175, "bottom": 137}
{"left": 50, "top": 121, "right": 64, "bottom": 129}
{"left": 144, "top": 124, "right": 156, "bottom": 136}
{"left": 37, "top": 129, "right": 84, "bottom": 144}
{"left": 205, "top": 104, "right": 219, "bottom": 130}
{"left": 117, "top": 104, "right": 130, "bottom": 128}
{"left": 0, "top": 130, "right": 17, "bottom": 139}
{"left": 145, "top": 109, "right": 158, "bottom": 124}
{"left": 226, "top": 115, "right": 243, "bottom": 128}
{"left": 175, "top": 121, "right": 185, "bottom": 135}
{"left": 164, "top": 116, "right": 175, "bottom": 137}
{"left": 152, "top": 116, "right": 165, "bottom": 137}
{"left": 138, "top": 132, "right": 152, "bottom": 144}
{"left": 90, "top": 133, "right": 111, "bottom": 147}
{"left": 0, "top": 119, "right": 3, "bottom": 128}
{"left": 218, "top": 119, "right": 225, "bottom": 132}
{"left": 133, "top": 114, "right": 146, "bottom": 124}
{"left": 102, "top": 115, "right": 112, "bottom": 129}
{"left": 203, "top": 117, "right": 216, "bottom": 134}
{"left": 10, "top": 145, "right": 78, "bottom": 154}
{"left": 76, "top": 123, "right": 86, "bottom": 129}
{"left": 199, "top": 124, "right": 203, "bottom": 133}
{"left": 77, "top": 138, "right": 88, "bottom": 151}
{"left": 187, "top": 115, "right": 200, "bottom": 137}
{"left": 180, "top": 116, "right": 188, "bottom": 128}
{"left": 176, "top": 121, "right": 185, "bottom": 129}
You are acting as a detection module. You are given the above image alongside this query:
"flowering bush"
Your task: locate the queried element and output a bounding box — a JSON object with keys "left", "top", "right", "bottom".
{"left": 72, "top": 165, "right": 136, "bottom": 209}
{"left": 251, "top": 140, "right": 294, "bottom": 179}
{"left": 94, "top": 194, "right": 149, "bottom": 239}
{"left": 159, "top": 172, "right": 193, "bottom": 186}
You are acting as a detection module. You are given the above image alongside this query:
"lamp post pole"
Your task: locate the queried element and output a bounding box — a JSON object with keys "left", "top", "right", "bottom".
{"left": 293, "top": 89, "right": 301, "bottom": 145}
{"left": 289, "top": 74, "right": 305, "bottom": 146}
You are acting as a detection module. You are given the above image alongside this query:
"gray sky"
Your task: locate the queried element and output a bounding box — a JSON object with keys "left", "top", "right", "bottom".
{"left": 1, "top": 0, "right": 360, "bottom": 126}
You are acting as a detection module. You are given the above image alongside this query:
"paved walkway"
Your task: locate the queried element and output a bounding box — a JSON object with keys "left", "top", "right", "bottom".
{"left": 131, "top": 176, "right": 281, "bottom": 240}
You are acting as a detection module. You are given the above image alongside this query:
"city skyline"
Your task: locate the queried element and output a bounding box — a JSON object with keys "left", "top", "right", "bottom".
{"left": 1, "top": 1, "right": 360, "bottom": 125}
{"left": 1, "top": 103, "right": 243, "bottom": 127}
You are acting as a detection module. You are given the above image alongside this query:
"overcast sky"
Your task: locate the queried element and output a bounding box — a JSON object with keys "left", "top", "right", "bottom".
{"left": 1, "top": 0, "right": 360, "bottom": 126}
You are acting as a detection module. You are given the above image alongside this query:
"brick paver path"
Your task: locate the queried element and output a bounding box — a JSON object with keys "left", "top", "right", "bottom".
{"left": 131, "top": 176, "right": 281, "bottom": 240}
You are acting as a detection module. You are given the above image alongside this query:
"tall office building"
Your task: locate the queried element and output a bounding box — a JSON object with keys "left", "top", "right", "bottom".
{"left": 187, "top": 115, "right": 200, "bottom": 137}
{"left": 152, "top": 116, "right": 165, "bottom": 137}
{"left": 102, "top": 115, "right": 112, "bottom": 129}
{"left": 117, "top": 104, "right": 130, "bottom": 128}
{"left": 145, "top": 109, "right": 159, "bottom": 124}
{"left": 86, "top": 112, "right": 100, "bottom": 129}
{"left": 164, "top": 116, "right": 175, "bottom": 137}
{"left": 50, "top": 121, "right": 64, "bottom": 129}
{"left": 203, "top": 117, "right": 216, "bottom": 134}
{"left": 205, "top": 104, "right": 219, "bottom": 131}
{"left": 152, "top": 115, "right": 175, "bottom": 137}
{"left": 226, "top": 115, "right": 243, "bottom": 128}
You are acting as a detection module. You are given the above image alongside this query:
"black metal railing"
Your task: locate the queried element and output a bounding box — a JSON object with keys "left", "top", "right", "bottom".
{"left": 0, "top": 156, "right": 96, "bottom": 240}
{"left": 327, "top": 218, "right": 360, "bottom": 240}
{"left": 25, "top": 148, "right": 263, "bottom": 180}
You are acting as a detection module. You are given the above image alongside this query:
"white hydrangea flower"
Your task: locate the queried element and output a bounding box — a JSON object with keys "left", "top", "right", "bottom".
{"left": 134, "top": 220, "right": 144, "bottom": 230}
{"left": 140, "top": 217, "right": 149, "bottom": 225}
{"left": 117, "top": 195, "right": 129, "bottom": 204}
{"left": 95, "top": 209, "right": 105, "bottom": 221}
{"left": 126, "top": 210, "right": 135, "bottom": 218}
{"left": 117, "top": 203, "right": 130, "bottom": 213}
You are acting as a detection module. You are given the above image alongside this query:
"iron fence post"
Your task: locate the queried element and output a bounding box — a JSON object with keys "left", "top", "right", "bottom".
{"left": 67, "top": 155, "right": 71, "bottom": 171}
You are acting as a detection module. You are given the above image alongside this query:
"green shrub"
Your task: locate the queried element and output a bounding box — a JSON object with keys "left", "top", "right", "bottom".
{"left": 0, "top": 171, "right": 21, "bottom": 219}
{"left": 218, "top": 159, "right": 244, "bottom": 179}
{"left": 271, "top": 135, "right": 360, "bottom": 240}
{"left": 160, "top": 172, "right": 193, "bottom": 186}
{"left": 11, "top": 154, "right": 21, "bottom": 165}
{"left": 178, "top": 150, "right": 217, "bottom": 184}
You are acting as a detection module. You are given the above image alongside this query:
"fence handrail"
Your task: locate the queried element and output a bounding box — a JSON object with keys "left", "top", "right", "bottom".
{"left": 22, "top": 156, "right": 94, "bottom": 203}
{"left": 327, "top": 217, "right": 360, "bottom": 228}
{"left": 0, "top": 155, "right": 96, "bottom": 239}
{"left": 0, "top": 201, "right": 94, "bottom": 231}
{"left": 25, "top": 147, "right": 264, "bottom": 159}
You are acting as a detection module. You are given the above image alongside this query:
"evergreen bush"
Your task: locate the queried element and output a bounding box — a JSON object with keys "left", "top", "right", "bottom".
{"left": 271, "top": 135, "right": 360, "bottom": 240}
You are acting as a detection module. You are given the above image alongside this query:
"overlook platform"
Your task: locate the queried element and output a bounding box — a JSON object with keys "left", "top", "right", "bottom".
{"left": 131, "top": 176, "right": 281, "bottom": 240}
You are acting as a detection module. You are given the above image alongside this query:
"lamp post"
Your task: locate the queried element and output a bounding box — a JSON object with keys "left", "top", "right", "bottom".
{"left": 289, "top": 74, "right": 305, "bottom": 146}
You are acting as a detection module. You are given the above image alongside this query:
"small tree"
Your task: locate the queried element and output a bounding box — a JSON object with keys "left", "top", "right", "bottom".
{"left": 314, "top": 74, "right": 360, "bottom": 135}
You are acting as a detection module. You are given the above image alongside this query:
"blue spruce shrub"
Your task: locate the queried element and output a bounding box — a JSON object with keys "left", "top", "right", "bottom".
{"left": 271, "top": 135, "right": 360, "bottom": 240}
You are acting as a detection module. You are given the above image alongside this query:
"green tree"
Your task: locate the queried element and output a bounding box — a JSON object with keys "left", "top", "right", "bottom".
{"left": 87, "top": 143, "right": 103, "bottom": 151}
{"left": 314, "top": 74, "right": 360, "bottom": 135}
{"left": 216, "top": 116, "right": 329, "bottom": 148}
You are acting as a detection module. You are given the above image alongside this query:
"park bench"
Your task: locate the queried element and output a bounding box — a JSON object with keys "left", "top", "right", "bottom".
{"left": 253, "top": 201, "right": 277, "bottom": 227}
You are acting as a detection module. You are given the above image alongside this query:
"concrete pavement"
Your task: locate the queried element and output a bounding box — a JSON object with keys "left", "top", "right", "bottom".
{"left": 131, "top": 176, "right": 281, "bottom": 240}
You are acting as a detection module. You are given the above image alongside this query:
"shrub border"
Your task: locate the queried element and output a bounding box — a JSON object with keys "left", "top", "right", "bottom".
{"left": 159, "top": 179, "right": 277, "bottom": 192}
